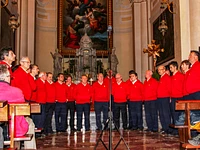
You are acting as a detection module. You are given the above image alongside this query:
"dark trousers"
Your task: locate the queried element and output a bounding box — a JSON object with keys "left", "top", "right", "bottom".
{"left": 144, "top": 100, "right": 158, "bottom": 131}
{"left": 44, "top": 102, "right": 55, "bottom": 134}
{"left": 127, "top": 100, "right": 133, "bottom": 128}
{"left": 76, "top": 103, "right": 90, "bottom": 130}
{"left": 94, "top": 101, "right": 109, "bottom": 129}
{"left": 55, "top": 102, "right": 67, "bottom": 132}
{"left": 129, "top": 101, "right": 143, "bottom": 129}
{"left": 32, "top": 103, "right": 46, "bottom": 128}
{"left": 114, "top": 102, "right": 127, "bottom": 129}
{"left": 157, "top": 97, "right": 171, "bottom": 132}
{"left": 66, "top": 101, "right": 76, "bottom": 130}
{"left": 170, "top": 97, "right": 182, "bottom": 124}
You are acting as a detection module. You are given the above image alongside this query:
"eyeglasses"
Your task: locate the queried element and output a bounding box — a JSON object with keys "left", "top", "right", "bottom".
{"left": 22, "top": 61, "right": 30, "bottom": 64}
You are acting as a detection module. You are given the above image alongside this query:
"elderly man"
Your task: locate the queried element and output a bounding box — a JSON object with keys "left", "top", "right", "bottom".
{"left": 143, "top": 70, "right": 158, "bottom": 132}
{"left": 0, "top": 64, "right": 36, "bottom": 149}
{"left": 157, "top": 65, "right": 171, "bottom": 134}
{"left": 11, "top": 57, "right": 33, "bottom": 101}
{"left": 112, "top": 73, "right": 128, "bottom": 130}
{"left": 0, "top": 46, "right": 16, "bottom": 75}
{"left": 92, "top": 73, "right": 109, "bottom": 131}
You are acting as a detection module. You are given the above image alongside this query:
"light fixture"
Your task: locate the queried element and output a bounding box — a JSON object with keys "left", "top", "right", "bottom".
{"left": 160, "top": 0, "right": 175, "bottom": 14}
{"left": 8, "top": 15, "right": 20, "bottom": 32}
{"left": 158, "top": 19, "right": 168, "bottom": 36}
{"left": 1, "top": 0, "right": 9, "bottom": 8}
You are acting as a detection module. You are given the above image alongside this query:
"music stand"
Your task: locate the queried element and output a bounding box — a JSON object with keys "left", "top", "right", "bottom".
{"left": 94, "top": 26, "right": 130, "bottom": 150}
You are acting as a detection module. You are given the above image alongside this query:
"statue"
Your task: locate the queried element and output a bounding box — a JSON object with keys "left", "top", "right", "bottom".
{"left": 50, "top": 48, "right": 63, "bottom": 78}
{"left": 111, "top": 47, "right": 119, "bottom": 75}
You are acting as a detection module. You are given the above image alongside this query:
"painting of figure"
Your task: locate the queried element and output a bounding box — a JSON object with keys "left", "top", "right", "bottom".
{"left": 62, "top": 0, "right": 107, "bottom": 51}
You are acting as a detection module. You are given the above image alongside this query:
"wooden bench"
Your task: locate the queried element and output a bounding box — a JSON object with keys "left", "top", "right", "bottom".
{"left": 0, "top": 101, "right": 8, "bottom": 122}
{"left": 171, "top": 100, "right": 200, "bottom": 150}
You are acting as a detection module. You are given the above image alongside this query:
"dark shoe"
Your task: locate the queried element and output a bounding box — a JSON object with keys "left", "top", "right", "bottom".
{"left": 123, "top": 128, "right": 128, "bottom": 131}
{"left": 96, "top": 128, "right": 102, "bottom": 131}
{"left": 71, "top": 128, "right": 77, "bottom": 132}
{"left": 131, "top": 127, "right": 137, "bottom": 131}
{"left": 144, "top": 129, "right": 151, "bottom": 132}
{"left": 76, "top": 129, "right": 81, "bottom": 132}
{"left": 85, "top": 129, "right": 90, "bottom": 132}
{"left": 113, "top": 127, "right": 117, "bottom": 131}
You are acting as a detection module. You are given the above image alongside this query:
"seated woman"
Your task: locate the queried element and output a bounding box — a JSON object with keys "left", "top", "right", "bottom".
{"left": 0, "top": 64, "right": 36, "bottom": 149}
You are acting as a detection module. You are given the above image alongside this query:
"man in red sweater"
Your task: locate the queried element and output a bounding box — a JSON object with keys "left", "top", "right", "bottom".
{"left": 44, "top": 72, "right": 56, "bottom": 135}
{"left": 127, "top": 71, "right": 143, "bottom": 131}
{"left": 143, "top": 70, "right": 158, "bottom": 132}
{"left": 28, "top": 64, "right": 39, "bottom": 102}
{"left": 185, "top": 50, "right": 200, "bottom": 100}
{"left": 65, "top": 75, "right": 77, "bottom": 131}
{"left": 75, "top": 74, "right": 92, "bottom": 131}
{"left": 112, "top": 73, "right": 128, "bottom": 130}
{"left": 0, "top": 46, "right": 16, "bottom": 76}
{"left": 92, "top": 73, "right": 109, "bottom": 131}
{"left": 12, "top": 57, "right": 32, "bottom": 101}
{"left": 169, "top": 61, "right": 184, "bottom": 125}
{"left": 33, "top": 72, "right": 47, "bottom": 129}
{"left": 54, "top": 73, "right": 67, "bottom": 132}
{"left": 157, "top": 65, "right": 171, "bottom": 134}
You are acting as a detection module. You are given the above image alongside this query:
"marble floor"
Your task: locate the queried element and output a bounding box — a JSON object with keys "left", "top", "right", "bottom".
{"left": 36, "top": 130, "right": 180, "bottom": 150}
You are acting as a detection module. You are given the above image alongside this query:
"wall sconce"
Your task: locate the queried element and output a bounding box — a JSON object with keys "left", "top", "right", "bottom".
{"left": 158, "top": 19, "right": 168, "bottom": 36}
{"left": 160, "top": 0, "right": 175, "bottom": 14}
{"left": 8, "top": 15, "right": 20, "bottom": 32}
{"left": 1, "top": 0, "right": 9, "bottom": 8}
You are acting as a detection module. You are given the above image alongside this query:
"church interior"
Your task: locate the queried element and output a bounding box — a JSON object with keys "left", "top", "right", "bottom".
{"left": 1, "top": 0, "right": 200, "bottom": 149}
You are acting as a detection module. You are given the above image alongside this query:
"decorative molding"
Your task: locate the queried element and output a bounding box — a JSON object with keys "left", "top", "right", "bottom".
{"left": 114, "top": 0, "right": 132, "bottom": 10}
{"left": 36, "top": 25, "right": 57, "bottom": 32}
{"left": 114, "top": 27, "right": 133, "bottom": 33}
{"left": 36, "top": 11, "right": 50, "bottom": 21}
{"left": 120, "top": 14, "right": 132, "bottom": 23}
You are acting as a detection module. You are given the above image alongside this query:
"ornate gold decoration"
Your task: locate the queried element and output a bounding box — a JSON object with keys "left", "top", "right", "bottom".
{"left": 8, "top": 15, "right": 20, "bottom": 32}
{"left": 143, "top": 40, "right": 164, "bottom": 71}
{"left": 160, "top": 0, "right": 175, "bottom": 14}
{"left": 1, "top": 0, "right": 9, "bottom": 8}
{"left": 158, "top": 19, "right": 168, "bottom": 36}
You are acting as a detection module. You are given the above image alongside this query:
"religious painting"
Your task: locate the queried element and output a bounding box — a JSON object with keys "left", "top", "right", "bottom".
{"left": 153, "top": 5, "right": 174, "bottom": 66}
{"left": 58, "top": 0, "right": 111, "bottom": 56}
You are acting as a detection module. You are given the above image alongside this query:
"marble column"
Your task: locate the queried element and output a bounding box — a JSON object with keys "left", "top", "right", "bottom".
{"left": 189, "top": 0, "right": 200, "bottom": 51}
{"left": 113, "top": 0, "right": 133, "bottom": 80}
{"left": 35, "top": 0, "right": 57, "bottom": 72}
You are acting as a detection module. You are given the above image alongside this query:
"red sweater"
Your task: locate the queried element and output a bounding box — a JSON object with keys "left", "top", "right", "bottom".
{"left": 92, "top": 81, "right": 109, "bottom": 102}
{"left": 66, "top": 83, "right": 76, "bottom": 101}
{"left": 45, "top": 81, "right": 56, "bottom": 103}
{"left": 185, "top": 61, "right": 200, "bottom": 94}
{"left": 128, "top": 80, "right": 143, "bottom": 101}
{"left": 75, "top": 83, "right": 92, "bottom": 104}
{"left": 143, "top": 77, "right": 158, "bottom": 101}
{"left": 112, "top": 81, "right": 128, "bottom": 103}
{"left": 171, "top": 71, "right": 184, "bottom": 98}
{"left": 157, "top": 73, "right": 171, "bottom": 98}
{"left": 28, "top": 74, "right": 37, "bottom": 101}
{"left": 54, "top": 81, "right": 67, "bottom": 102}
{"left": 183, "top": 73, "right": 189, "bottom": 96}
{"left": 11, "top": 67, "right": 32, "bottom": 100}
{"left": 36, "top": 79, "right": 46, "bottom": 104}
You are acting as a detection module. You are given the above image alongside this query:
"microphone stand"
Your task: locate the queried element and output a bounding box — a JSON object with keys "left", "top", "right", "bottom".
{"left": 94, "top": 26, "right": 130, "bottom": 150}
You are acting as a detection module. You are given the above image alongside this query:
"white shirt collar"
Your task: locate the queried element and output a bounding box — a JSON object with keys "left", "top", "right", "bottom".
{"left": 98, "top": 81, "right": 103, "bottom": 85}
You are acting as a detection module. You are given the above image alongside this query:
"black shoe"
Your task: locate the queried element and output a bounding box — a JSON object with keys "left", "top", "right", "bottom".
{"left": 123, "top": 128, "right": 128, "bottom": 131}
{"left": 71, "top": 128, "right": 77, "bottom": 132}
{"left": 96, "top": 128, "right": 102, "bottom": 131}
{"left": 131, "top": 127, "right": 137, "bottom": 131}
{"left": 113, "top": 127, "right": 117, "bottom": 131}
{"left": 76, "top": 129, "right": 81, "bottom": 132}
{"left": 85, "top": 129, "right": 90, "bottom": 132}
{"left": 144, "top": 129, "right": 151, "bottom": 132}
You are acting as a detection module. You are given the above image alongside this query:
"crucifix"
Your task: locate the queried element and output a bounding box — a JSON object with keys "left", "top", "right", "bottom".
{"left": 143, "top": 40, "right": 164, "bottom": 71}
